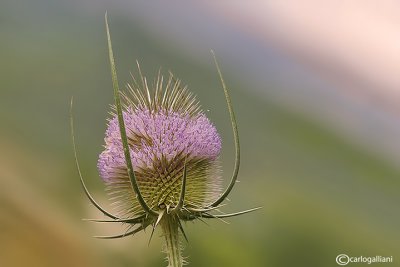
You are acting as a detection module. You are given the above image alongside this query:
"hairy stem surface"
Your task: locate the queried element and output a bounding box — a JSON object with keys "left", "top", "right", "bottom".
{"left": 161, "top": 215, "right": 183, "bottom": 267}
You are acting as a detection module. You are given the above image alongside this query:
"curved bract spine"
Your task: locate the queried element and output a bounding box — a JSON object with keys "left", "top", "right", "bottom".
{"left": 70, "top": 97, "right": 119, "bottom": 220}
{"left": 94, "top": 220, "right": 152, "bottom": 239}
{"left": 209, "top": 51, "right": 240, "bottom": 207}
{"left": 173, "top": 161, "right": 187, "bottom": 213}
{"left": 82, "top": 214, "right": 147, "bottom": 223}
{"left": 105, "top": 13, "right": 157, "bottom": 216}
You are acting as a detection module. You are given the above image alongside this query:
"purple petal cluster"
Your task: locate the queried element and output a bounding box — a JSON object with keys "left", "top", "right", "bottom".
{"left": 98, "top": 108, "right": 221, "bottom": 181}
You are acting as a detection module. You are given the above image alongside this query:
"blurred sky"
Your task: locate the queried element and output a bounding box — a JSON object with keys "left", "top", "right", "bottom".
{"left": 1, "top": 1, "right": 399, "bottom": 267}
{"left": 95, "top": 0, "right": 400, "bottom": 166}
{"left": 205, "top": 0, "right": 400, "bottom": 166}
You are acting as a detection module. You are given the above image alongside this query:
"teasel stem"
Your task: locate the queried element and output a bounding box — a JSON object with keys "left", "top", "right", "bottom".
{"left": 161, "top": 215, "right": 183, "bottom": 267}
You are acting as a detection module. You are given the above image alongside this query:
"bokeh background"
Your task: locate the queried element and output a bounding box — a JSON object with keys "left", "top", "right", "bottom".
{"left": 1, "top": 1, "right": 399, "bottom": 266}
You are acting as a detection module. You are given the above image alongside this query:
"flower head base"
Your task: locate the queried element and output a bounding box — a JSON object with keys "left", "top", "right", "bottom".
{"left": 71, "top": 14, "right": 260, "bottom": 267}
{"left": 97, "top": 74, "right": 223, "bottom": 216}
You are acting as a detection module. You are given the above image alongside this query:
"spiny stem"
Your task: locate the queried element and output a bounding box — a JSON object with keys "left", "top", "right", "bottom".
{"left": 161, "top": 215, "right": 183, "bottom": 267}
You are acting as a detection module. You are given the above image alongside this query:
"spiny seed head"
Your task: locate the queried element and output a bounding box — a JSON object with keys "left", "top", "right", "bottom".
{"left": 97, "top": 72, "right": 222, "bottom": 217}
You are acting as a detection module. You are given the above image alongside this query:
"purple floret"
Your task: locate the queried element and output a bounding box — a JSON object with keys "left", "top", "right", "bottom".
{"left": 98, "top": 108, "right": 221, "bottom": 182}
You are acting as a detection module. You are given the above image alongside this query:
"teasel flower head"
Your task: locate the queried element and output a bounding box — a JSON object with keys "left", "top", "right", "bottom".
{"left": 98, "top": 84, "right": 223, "bottom": 213}
{"left": 71, "top": 14, "right": 260, "bottom": 267}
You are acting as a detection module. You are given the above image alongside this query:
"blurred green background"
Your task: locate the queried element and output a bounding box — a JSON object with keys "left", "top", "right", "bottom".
{"left": 1, "top": 1, "right": 399, "bottom": 267}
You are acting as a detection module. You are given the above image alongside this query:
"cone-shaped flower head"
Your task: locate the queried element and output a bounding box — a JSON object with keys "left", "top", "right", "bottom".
{"left": 97, "top": 76, "right": 222, "bottom": 217}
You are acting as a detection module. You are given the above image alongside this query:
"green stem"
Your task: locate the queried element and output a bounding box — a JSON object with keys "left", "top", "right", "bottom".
{"left": 161, "top": 215, "right": 183, "bottom": 267}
